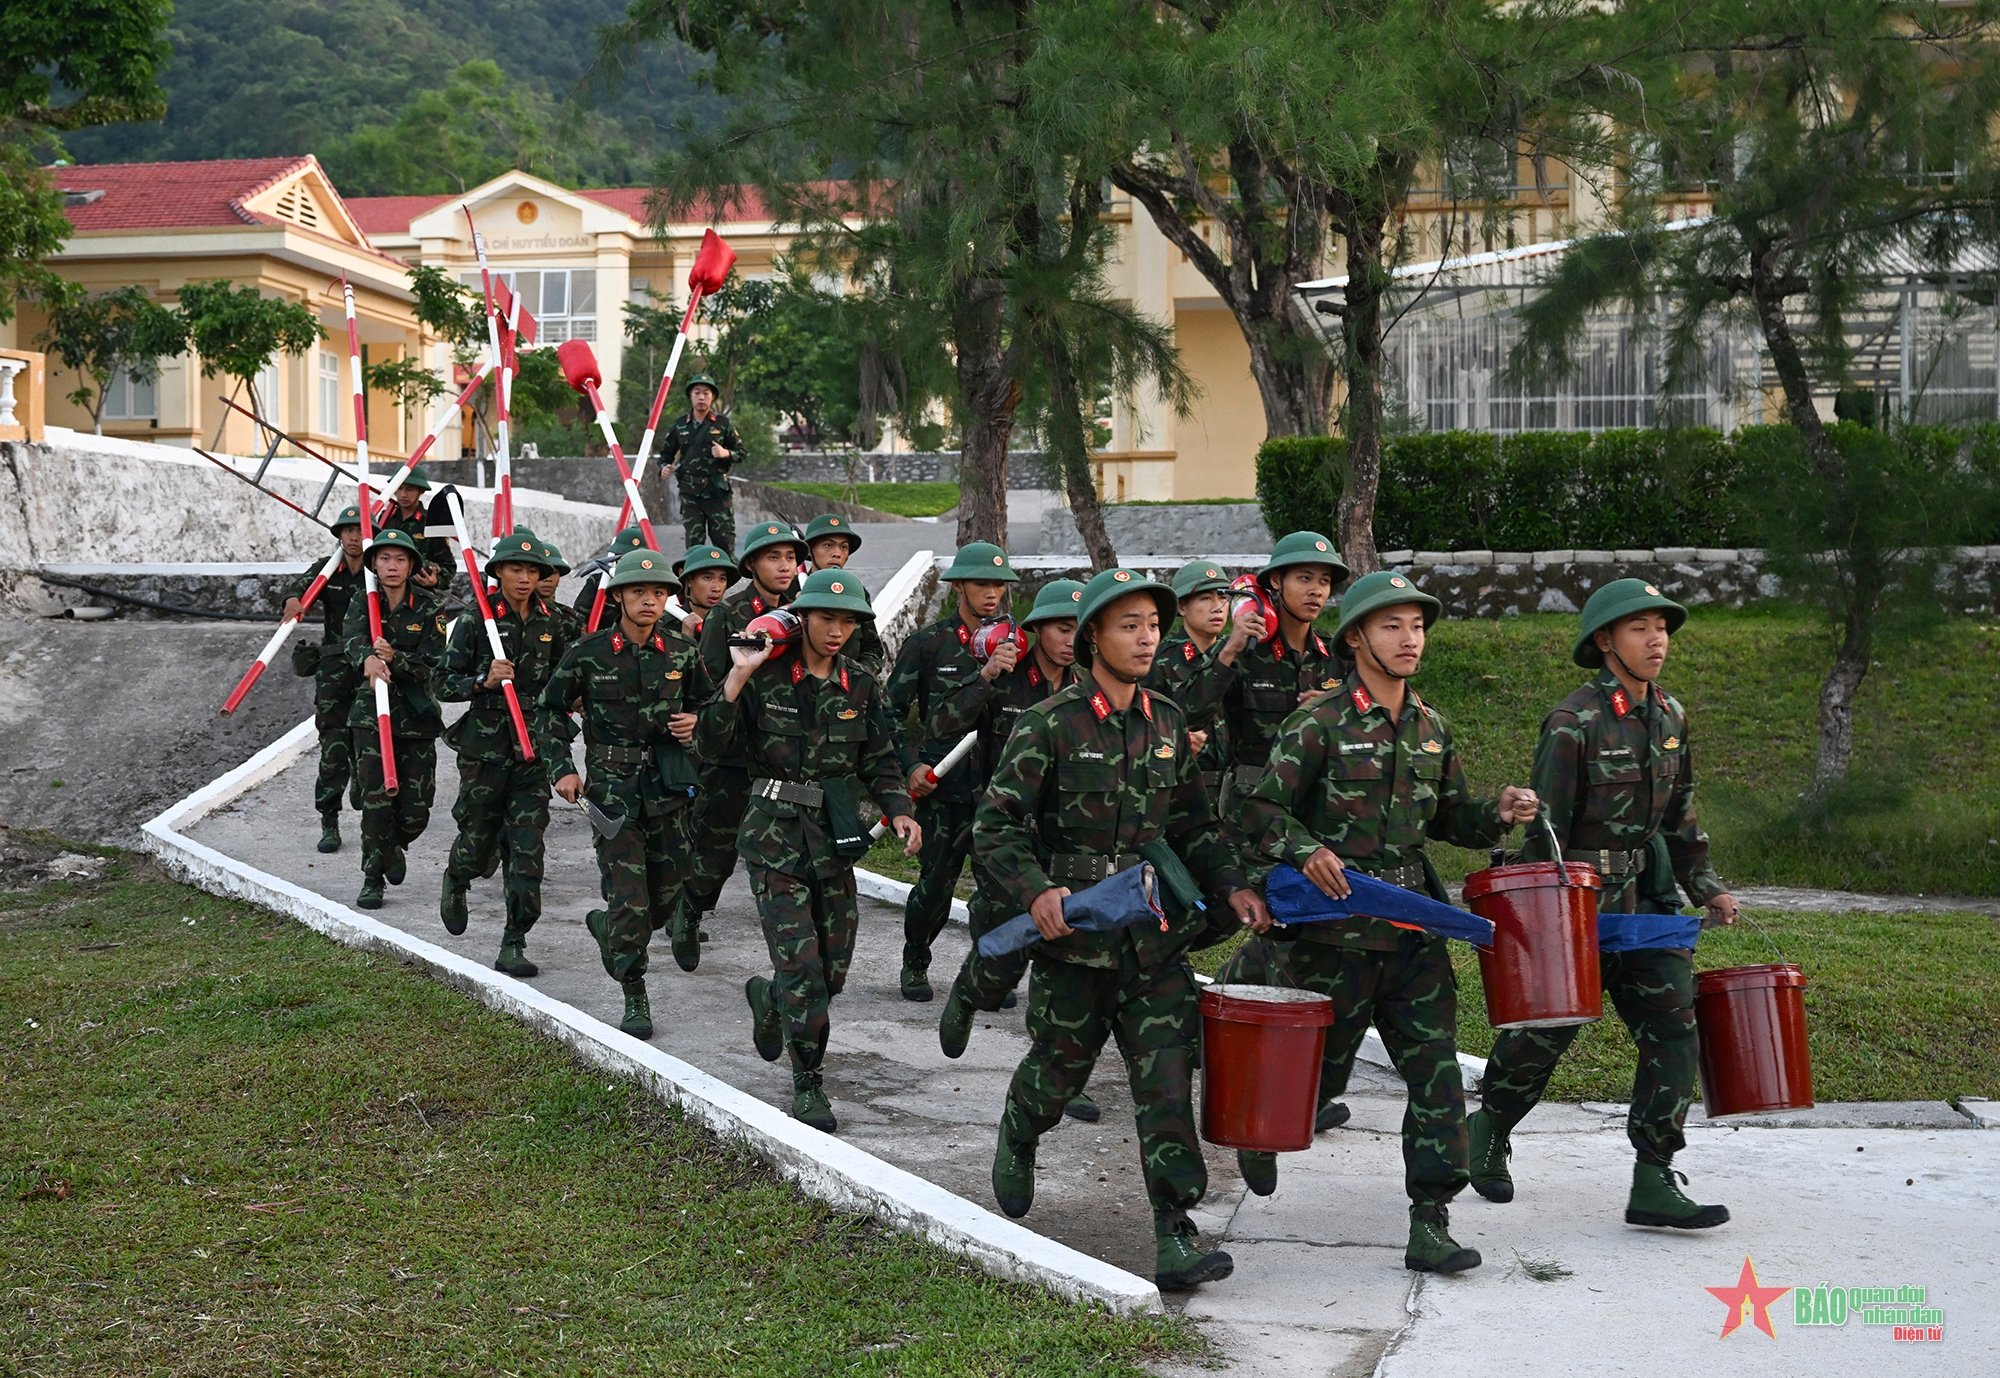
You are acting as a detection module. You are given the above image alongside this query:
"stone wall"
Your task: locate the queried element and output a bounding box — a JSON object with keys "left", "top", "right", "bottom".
{"left": 1039, "top": 502, "right": 1272, "bottom": 557}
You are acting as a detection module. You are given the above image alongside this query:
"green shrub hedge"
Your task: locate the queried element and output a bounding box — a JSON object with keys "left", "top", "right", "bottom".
{"left": 1256, "top": 424, "right": 2000, "bottom": 549}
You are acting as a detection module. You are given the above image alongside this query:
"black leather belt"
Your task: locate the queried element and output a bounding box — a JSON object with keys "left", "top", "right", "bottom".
{"left": 1229, "top": 765, "right": 1266, "bottom": 792}
{"left": 1356, "top": 859, "right": 1426, "bottom": 893}
{"left": 599, "top": 743, "right": 654, "bottom": 769}
{"left": 1566, "top": 846, "right": 1647, "bottom": 879}
{"left": 1200, "top": 770, "right": 1225, "bottom": 793}
{"left": 752, "top": 777, "right": 824, "bottom": 807}
{"left": 1048, "top": 852, "right": 1144, "bottom": 886}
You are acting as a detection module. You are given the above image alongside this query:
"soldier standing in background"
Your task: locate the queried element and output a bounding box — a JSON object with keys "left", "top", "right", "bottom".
{"left": 1147, "top": 560, "right": 1261, "bottom": 805}
{"left": 659, "top": 373, "right": 744, "bottom": 554}
{"left": 283, "top": 505, "right": 367, "bottom": 855}
{"left": 373, "top": 465, "right": 454, "bottom": 594}
{"left": 1471, "top": 579, "right": 1739, "bottom": 1230}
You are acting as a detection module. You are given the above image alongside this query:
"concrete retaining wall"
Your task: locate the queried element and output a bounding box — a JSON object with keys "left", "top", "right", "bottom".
{"left": 1039, "top": 502, "right": 1271, "bottom": 557}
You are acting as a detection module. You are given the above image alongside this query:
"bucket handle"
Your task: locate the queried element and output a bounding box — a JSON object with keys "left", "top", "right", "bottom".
{"left": 1724, "top": 907, "right": 1791, "bottom": 966}
{"left": 1536, "top": 810, "right": 1569, "bottom": 888}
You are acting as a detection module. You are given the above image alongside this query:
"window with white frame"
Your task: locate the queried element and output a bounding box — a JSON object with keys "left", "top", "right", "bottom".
{"left": 254, "top": 357, "right": 283, "bottom": 427}
{"left": 100, "top": 366, "right": 156, "bottom": 421}
{"left": 318, "top": 349, "right": 342, "bottom": 435}
{"left": 460, "top": 267, "right": 598, "bottom": 342}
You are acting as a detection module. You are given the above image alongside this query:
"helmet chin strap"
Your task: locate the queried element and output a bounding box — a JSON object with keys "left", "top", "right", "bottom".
{"left": 1267, "top": 576, "right": 1315, "bottom": 632}
{"left": 1088, "top": 638, "right": 1146, "bottom": 686}
{"left": 1357, "top": 626, "right": 1415, "bottom": 682}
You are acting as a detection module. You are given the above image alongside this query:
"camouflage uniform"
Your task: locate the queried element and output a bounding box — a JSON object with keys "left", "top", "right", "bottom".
{"left": 1148, "top": 632, "right": 1233, "bottom": 801}
{"left": 1479, "top": 676, "right": 1726, "bottom": 1162}
{"left": 660, "top": 393, "right": 744, "bottom": 553}
{"left": 542, "top": 608, "right": 704, "bottom": 991}
{"left": 1218, "top": 628, "right": 1341, "bottom": 814}
{"left": 374, "top": 499, "right": 455, "bottom": 595}
{"left": 1240, "top": 668, "right": 1507, "bottom": 1206}
{"left": 286, "top": 544, "right": 366, "bottom": 831}
{"left": 803, "top": 515, "right": 886, "bottom": 675}
{"left": 340, "top": 571, "right": 447, "bottom": 895}
{"left": 697, "top": 570, "right": 911, "bottom": 1126}
{"left": 438, "top": 537, "right": 575, "bottom": 969}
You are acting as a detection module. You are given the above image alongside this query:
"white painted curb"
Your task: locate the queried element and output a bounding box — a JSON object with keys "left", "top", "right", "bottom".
{"left": 141, "top": 716, "right": 1159, "bottom": 1314}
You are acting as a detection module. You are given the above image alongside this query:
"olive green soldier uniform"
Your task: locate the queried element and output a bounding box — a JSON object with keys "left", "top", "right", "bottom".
{"left": 698, "top": 569, "right": 914, "bottom": 1132}
{"left": 373, "top": 464, "right": 455, "bottom": 595}
{"left": 542, "top": 550, "right": 705, "bottom": 1040}
{"left": 287, "top": 505, "right": 367, "bottom": 854}
{"left": 437, "top": 529, "right": 575, "bottom": 978}
{"left": 1146, "top": 561, "right": 1236, "bottom": 804}
{"left": 802, "top": 514, "right": 886, "bottom": 675}
{"left": 539, "top": 539, "right": 584, "bottom": 642}
{"left": 884, "top": 541, "right": 1019, "bottom": 1001}
{"left": 568, "top": 525, "right": 649, "bottom": 634}
{"left": 1219, "top": 532, "right": 1347, "bottom": 815}
{"left": 340, "top": 528, "right": 448, "bottom": 911}
{"left": 685, "top": 522, "right": 808, "bottom": 930}
{"left": 1471, "top": 579, "right": 1733, "bottom": 1230}
{"left": 672, "top": 544, "right": 738, "bottom": 641}
{"left": 980, "top": 568, "right": 1251, "bottom": 1292}
{"left": 659, "top": 373, "right": 744, "bottom": 553}
{"left": 1236, "top": 571, "right": 1511, "bottom": 1274}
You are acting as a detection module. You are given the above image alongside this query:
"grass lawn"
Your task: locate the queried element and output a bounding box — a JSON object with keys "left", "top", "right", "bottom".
{"left": 1194, "top": 905, "right": 2000, "bottom": 1104}
{"left": 775, "top": 481, "right": 960, "bottom": 519}
{"left": 0, "top": 859, "right": 1192, "bottom": 1377}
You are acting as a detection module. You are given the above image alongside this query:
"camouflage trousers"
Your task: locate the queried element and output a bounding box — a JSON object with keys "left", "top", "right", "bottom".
{"left": 951, "top": 862, "right": 1028, "bottom": 1011}
{"left": 749, "top": 864, "right": 859, "bottom": 1075}
{"left": 590, "top": 804, "right": 687, "bottom": 984}
{"left": 1279, "top": 932, "right": 1469, "bottom": 1205}
{"left": 312, "top": 675, "right": 358, "bottom": 818}
{"left": 683, "top": 764, "right": 749, "bottom": 915}
{"left": 901, "top": 790, "right": 975, "bottom": 973}
{"left": 1480, "top": 944, "right": 1698, "bottom": 1164}
{"left": 1001, "top": 948, "right": 1204, "bottom": 1216}
{"left": 352, "top": 732, "right": 437, "bottom": 880}
{"left": 680, "top": 490, "right": 735, "bottom": 557}
{"left": 444, "top": 754, "right": 550, "bottom": 936}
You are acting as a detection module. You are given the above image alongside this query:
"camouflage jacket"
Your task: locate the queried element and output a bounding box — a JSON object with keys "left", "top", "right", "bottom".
{"left": 932, "top": 655, "right": 1080, "bottom": 789}
{"left": 974, "top": 681, "right": 1248, "bottom": 969}
{"left": 340, "top": 586, "right": 447, "bottom": 737}
{"left": 695, "top": 656, "right": 911, "bottom": 880}
{"left": 373, "top": 502, "right": 456, "bottom": 594}
{"left": 884, "top": 612, "right": 984, "bottom": 799}
{"left": 541, "top": 624, "right": 704, "bottom": 818}
{"left": 1147, "top": 632, "right": 1233, "bottom": 774}
{"left": 285, "top": 555, "right": 366, "bottom": 647}
{"left": 438, "top": 595, "right": 574, "bottom": 764}
{"left": 1244, "top": 671, "right": 1505, "bottom": 950}
{"left": 1520, "top": 672, "right": 1726, "bottom": 913}
{"left": 659, "top": 410, "right": 744, "bottom": 496}
{"left": 697, "top": 581, "right": 795, "bottom": 766}
{"left": 1221, "top": 629, "right": 1343, "bottom": 773}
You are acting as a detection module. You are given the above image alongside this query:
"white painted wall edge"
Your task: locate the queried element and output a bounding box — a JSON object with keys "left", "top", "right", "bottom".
{"left": 141, "top": 714, "right": 1159, "bottom": 1313}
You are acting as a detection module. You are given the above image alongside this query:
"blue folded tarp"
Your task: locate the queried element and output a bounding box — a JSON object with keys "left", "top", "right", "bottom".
{"left": 977, "top": 864, "right": 1163, "bottom": 959}
{"left": 1265, "top": 864, "right": 1494, "bottom": 945}
{"left": 1596, "top": 910, "right": 1703, "bottom": 952}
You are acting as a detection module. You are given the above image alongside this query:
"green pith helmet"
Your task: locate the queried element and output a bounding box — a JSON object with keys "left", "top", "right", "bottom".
{"left": 1022, "top": 578, "right": 1087, "bottom": 627}
{"left": 803, "top": 513, "right": 863, "bottom": 554}
{"left": 540, "top": 540, "right": 570, "bottom": 574}
{"left": 789, "top": 568, "right": 875, "bottom": 620}
{"left": 1574, "top": 578, "right": 1688, "bottom": 668}
{"left": 396, "top": 465, "right": 432, "bottom": 492}
{"left": 674, "top": 544, "right": 739, "bottom": 584}
{"left": 488, "top": 528, "right": 556, "bottom": 574}
{"left": 684, "top": 372, "right": 720, "bottom": 395}
{"left": 607, "top": 525, "right": 649, "bottom": 557}
{"left": 1073, "top": 568, "right": 1176, "bottom": 665}
{"left": 943, "top": 541, "right": 1018, "bottom": 583}
{"left": 365, "top": 527, "right": 423, "bottom": 566}
{"left": 737, "top": 520, "right": 808, "bottom": 573}
{"left": 1261, "top": 530, "right": 1349, "bottom": 586}
{"left": 1331, "top": 570, "right": 1442, "bottom": 648}
{"left": 330, "top": 504, "right": 362, "bottom": 534}
{"left": 605, "top": 548, "right": 681, "bottom": 592}
{"left": 1171, "top": 559, "right": 1231, "bottom": 601}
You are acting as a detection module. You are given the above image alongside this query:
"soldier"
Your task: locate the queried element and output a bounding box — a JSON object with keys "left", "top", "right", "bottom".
{"left": 437, "top": 529, "right": 574, "bottom": 978}
{"left": 1470, "top": 579, "right": 1739, "bottom": 1229}
{"left": 1147, "top": 560, "right": 1261, "bottom": 804}
{"left": 341, "top": 527, "right": 448, "bottom": 912}
{"left": 702, "top": 568, "right": 920, "bottom": 1131}
{"left": 885, "top": 541, "right": 1019, "bottom": 1001}
{"left": 658, "top": 372, "right": 744, "bottom": 553}
{"left": 544, "top": 550, "right": 704, "bottom": 1040}
{"left": 1233, "top": 570, "right": 1539, "bottom": 1274}
{"left": 684, "top": 522, "right": 808, "bottom": 935}
{"left": 282, "top": 505, "right": 367, "bottom": 854}
{"left": 801, "top": 514, "right": 885, "bottom": 674}
{"left": 373, "top": 465, "right": 454, "bottom": 594}
{"left": 672, "top": 544, "right": 736, "bottom": 641}
{"left": 570, "top": 525, "right": 649, "bottom": 633}
{"left": 979, "top": 567, "right": 1267, "bottom": 1292}
{"left": 536, "top": 539, "right": 583, "bottom": 641}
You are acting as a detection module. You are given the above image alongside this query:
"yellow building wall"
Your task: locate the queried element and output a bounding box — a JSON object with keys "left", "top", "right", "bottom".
{"left": 1167, "top": 305, "right": 1264, "bottom": 500}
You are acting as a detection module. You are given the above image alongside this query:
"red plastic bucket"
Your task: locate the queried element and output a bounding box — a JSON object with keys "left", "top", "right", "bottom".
{"left": 1695, "top": 963, "right": 1814, "bottom": 1117}
{"left": 1465, "top": 862, "right": 1604, "bottom": 1029}
{"left": 1199, "top": 983, "right": 1335, "bottom": 1152}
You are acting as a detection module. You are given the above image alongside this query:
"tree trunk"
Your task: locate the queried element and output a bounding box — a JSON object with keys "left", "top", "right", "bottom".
{"left": 1333, "top": 198, "right": 1390, "bottom": 576}
{"left": 1037, "top": 329, "right": 1118, "bottom": 571}
{"left": 1810, "top": 610, "right": 1871, "bottom": 799}
{"left": 952, "top": 289, "right": 1016, "bottom": 548}
{"left": 1748, "top": 261, "right": 1837, "bottom": 474}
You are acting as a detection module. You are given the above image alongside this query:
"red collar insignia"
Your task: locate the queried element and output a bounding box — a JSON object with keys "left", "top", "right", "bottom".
{"left": 1312, "top": 632, "right": 1328, "bottom": 657}
{"left": 1352, "top": 684, "right": 1374, "bottom": 715}
{"left": 1089, "top": 691, "right": 1111, "bottom": 721}
{"left": 1611, "top": 688, "right": 1631, "bottom": 718}
{"left": 651, "top": 634, "right": 666, "bottom": 653}
{"left": 790, "top": 660, "right": 805, "bottom": 686}
{"left": 1028, "top": 663, "right": 1043, "bottom": 688}
{"left": 956, "top": 622, "right": 973, "bottom": 649}
{"left": 839, "top": 666, "right": 850, "bottom": 692}
{"left": 751, "top": 595, "right": 767, "bottom": 616}
{"left": 1182, "top": 642, "right": 1197, "bottom": 662}
{"left": 1138, "top": 689, "right": 1153, "bottom": 721}
{"left": 610, "top": 632, "right": 625, "bottom": 653}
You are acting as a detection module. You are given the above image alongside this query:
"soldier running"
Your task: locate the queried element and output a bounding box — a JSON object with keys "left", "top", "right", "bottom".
{"left": 282, "top": 505, "right": 367, "bottom": 855}
{"left": 1470, "top": 579, "right": 1739, "bottom": 1230}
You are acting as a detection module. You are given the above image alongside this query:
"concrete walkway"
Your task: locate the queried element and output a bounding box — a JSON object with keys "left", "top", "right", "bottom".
{"left": 181, "top": 738, "right": 2000, "bottom": 1373}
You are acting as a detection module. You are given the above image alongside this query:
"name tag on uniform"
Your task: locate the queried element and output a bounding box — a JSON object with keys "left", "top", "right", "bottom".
{"left": 1074, "top": 749, "right": 1107, "bottom": 762}
{"left": 1600, "top": 746, "right": 1634, "bottom": 759}
{"left": 1339, "top": 741, "right": 1377, "bottom": 754}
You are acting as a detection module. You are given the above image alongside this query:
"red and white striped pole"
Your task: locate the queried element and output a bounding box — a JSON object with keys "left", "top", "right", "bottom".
{"left": 463, "top": 206, "right": 513, "bottom": 537}
{"left": 219, "top": 547, "right": 345, "bottom": 714}
{"left": 440, "top": 489, "right": 536, "bottom": 761}
{"left": 557, "top": 340, "right": 662, "bottom": 555}
{"left": 633, "top": 228, "right": 738, "bottom": 470}
{"left": 494, "top": 288, "right": 521, "bottom": 536}
{"left": 344, "top": 278, "right": 398, "bottom": 795}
